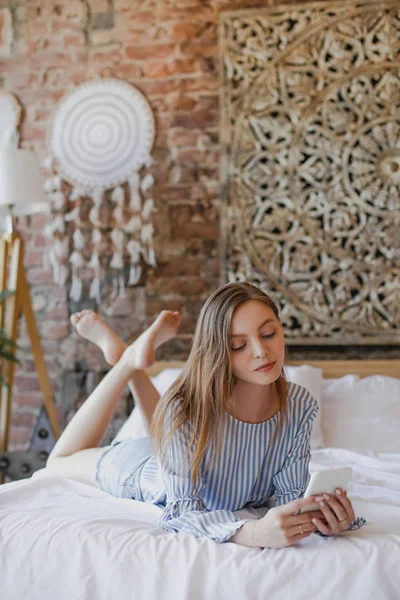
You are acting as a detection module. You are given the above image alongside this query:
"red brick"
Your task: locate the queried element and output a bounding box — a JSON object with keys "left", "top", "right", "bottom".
{"left": 170, "top": 22, "right": 198, "bottom": 41}
{"left": 26, "top": 270, "right": 55, "bottom": 285}
{"left": 14, "top": 375, "right": 42, "bottom": 393}
{"left": 126, "top": 43, "right": 176, "bottom": 60}
{"left": 41, "top": 321, "right": 69, "bottom": 340}
{"left": 25, "top": 251, "right": 45, "bottom": 267}
{"left": 168, "top": 128, "right": 200, "bottom": 147}
{"left": 10, "top": 410, "right": 38, "bottom": 429}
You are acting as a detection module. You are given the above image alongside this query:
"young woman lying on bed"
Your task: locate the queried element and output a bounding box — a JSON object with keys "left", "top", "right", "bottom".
{"left": 47, "top": 282, "right": 364, "bottom": 548}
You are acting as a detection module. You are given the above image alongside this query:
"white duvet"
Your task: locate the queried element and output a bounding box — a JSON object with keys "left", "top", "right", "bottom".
{"left": 1, "top": 447, "right": 400, "bottom": 600}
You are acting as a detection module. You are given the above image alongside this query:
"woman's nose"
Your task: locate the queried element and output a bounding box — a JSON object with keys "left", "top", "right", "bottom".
{"left": 252, "top": 339, "right": 267, "bottom": 358}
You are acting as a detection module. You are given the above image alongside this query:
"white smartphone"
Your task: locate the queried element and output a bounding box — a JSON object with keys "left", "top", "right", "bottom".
{"left": 299, "top": 467, "right": 353, "bottom": 514}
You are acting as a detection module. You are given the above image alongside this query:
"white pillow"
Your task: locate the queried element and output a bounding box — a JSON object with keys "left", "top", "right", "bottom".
{"left": 115, "top": 365, "right": 324, "bottom": 449}
{"left": 284, "top": 365, "right": 324, "bottom": 450}
{"left": 321, "top": 375, "right": 400, "bottom": 452}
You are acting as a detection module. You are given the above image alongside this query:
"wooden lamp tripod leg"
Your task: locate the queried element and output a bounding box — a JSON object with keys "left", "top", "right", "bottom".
{"left": 0, "top": 234, "right": 60, "bottom": 485}
{"left": 0, "top": 235, "right": 23, "bottom": 455}
{"left": 20, "top": 271, "right": 60, "bottom": 439}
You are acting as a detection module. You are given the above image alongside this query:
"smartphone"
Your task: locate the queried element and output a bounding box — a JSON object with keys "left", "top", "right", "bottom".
{"left": 299, "top": 467, "right": 353, "bottom": 514}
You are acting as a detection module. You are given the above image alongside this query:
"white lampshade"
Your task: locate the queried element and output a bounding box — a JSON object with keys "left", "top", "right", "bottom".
{"left": 0, "top": 149, "right": 50, "bottom": 217}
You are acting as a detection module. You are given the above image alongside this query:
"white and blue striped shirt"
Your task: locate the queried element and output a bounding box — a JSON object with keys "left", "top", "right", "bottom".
{"left": 138, "top": 382, "right": 318, "bottom": 543}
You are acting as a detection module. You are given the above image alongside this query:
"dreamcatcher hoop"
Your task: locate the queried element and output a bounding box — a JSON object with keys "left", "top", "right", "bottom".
{"left": 48, "top": 78, "right": 155, "bottom": 190}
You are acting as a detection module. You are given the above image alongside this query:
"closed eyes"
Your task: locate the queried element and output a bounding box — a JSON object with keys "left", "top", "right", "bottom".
{"left": 231, "top": 332, "right": 275, "bottom": 352}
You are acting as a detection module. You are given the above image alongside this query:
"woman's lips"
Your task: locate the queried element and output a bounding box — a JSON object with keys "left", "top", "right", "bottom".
{"left": 254, "top": 362, "right": 276, "bottom": 373}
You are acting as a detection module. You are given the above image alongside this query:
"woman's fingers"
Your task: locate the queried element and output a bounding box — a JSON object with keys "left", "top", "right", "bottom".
{"left": 311, "top": 517, "right": 331, "bottom": 536}
{"left": 314, "top": 490, "right": 355, "bottom": 532}
{"left": 287, "top": 522, "right": 317, "bottom": 538}
{"left": 284, "top": 495, "right": 322, "bottom": 515}
{"left": 335, "top": 490, "right": 356, "bottom": 522}
{"left": 286, "top": 509, "right": 324, "bottom": 528}
{"left": 318, "top": 496, "right": 347, "bottom": 523}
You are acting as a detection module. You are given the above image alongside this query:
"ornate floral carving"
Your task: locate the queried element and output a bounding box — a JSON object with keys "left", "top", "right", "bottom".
{"left": 221, "top": 1, "right": 400, "bottom": 343}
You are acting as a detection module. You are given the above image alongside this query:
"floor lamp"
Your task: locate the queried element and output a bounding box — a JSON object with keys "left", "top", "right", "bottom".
{"left": 0, "top": 149, "right": 60, "bottom": 481}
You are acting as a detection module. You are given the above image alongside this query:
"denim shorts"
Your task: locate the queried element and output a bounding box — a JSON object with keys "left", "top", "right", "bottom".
{"left": 95, "top": 437, "right": 153, "bottom": 499}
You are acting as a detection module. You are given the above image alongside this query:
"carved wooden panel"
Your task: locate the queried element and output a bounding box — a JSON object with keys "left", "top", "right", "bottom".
{"left": 221, "top": 0, "right": 400, "bottom": 344}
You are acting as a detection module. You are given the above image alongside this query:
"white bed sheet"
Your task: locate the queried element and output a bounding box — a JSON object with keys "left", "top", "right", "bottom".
{"left": 1, "top": 447, "right": 400, "bottom": 600}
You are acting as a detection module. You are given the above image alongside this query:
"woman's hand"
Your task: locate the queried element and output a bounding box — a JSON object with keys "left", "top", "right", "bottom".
{"left": 311, "top": 488, "right": 356, "bottom": 536}
{"left": 251, "top": 496, "right": 325, "bottom": 549}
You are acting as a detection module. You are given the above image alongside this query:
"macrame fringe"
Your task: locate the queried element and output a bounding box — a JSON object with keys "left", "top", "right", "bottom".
{"left": 43, "top": 158, "right": 157, "bottom": 305}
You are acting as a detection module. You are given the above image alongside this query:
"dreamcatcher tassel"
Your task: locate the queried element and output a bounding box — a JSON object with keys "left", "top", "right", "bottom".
{"left": 110, "top": 229, "right": 124, "bottom": 270}
{"left": 127, "top": 240, "right": 142, "bottom": 284}
{"left": 141, "top": 198, "right": 155, "bottom": 220}
{"left": 140, "top": 222, "right": 153, "bottom": 244}
{"left": 44, "top": 237, "right": 69, "bottom": 285}
{"left": 65, "top": 206, "right": 80, "bottom": 222}
{"left": 148, "top": 246, "right": 157, "bottom": 268}
{"left": 54, "top": 238, "right": 69, "bottom": 258}
{"left": 69, "top": 250, "right": 84, "bottom": 268}
{"left": 118, "top": 275, "right": 126, "bottom": 298}
{"left": 111, "top": 186, "right": 124, "bottom": 204}
{"left": 73, "top": 229, "right": 85, "bottom": 250}
{"left": 127, "top": 239, "right": 140, "bottom": 262}
{"left": 111, "top": 229, "right": 124, "bottom": 247}
{"left": 92, "top": 228, "right": 102, "bottom": 245}
{"left": 140, "top": 173, "right": 154, "bottom": 193}
{"left": 89, "top": 277, "right": 101, "bottom": 304}
{"left": 44, "top": 176, "right": 61, "bottom": 193}
{"left": 43, "top": 215, "right": 65, "bottom": 237}
{"left": 89, "top": 187, "right": 104, "bottom": 227}
{"left": 69, "top": 247, "right": 84, "bottom": 301}
{"left": 124, "top": 215, "right": 141, "bottom": 233}
{"left": 92, "top": 188, "right": 103, "bottom": 204}
{"left": 88, "top": 251, "right": 100, "bottom": 269}
{"left": 111, "top": 185, "right": 125, "bottom": 226}
{"left": 58, "top": 264, "right": 69, "bottom": 286}
{"left": 128, "top": 173, "right": 142, "bottom": 211}
{"left": 128, "top": 264, "right": 142, "bottom": 285}
{"left": 49, "top": 191, "right": 65, "bottom": 210}
{"left": 89, "top": 206, "right": 100, "bottom": 226}
{"left": 70, "top": 273, "right": 83, "bottom": 301}
{"left": 70, "top": 187, "right": 87, "bottom": 202}
{"left": 110, "top": 251, "right": 124, "bottom": 270}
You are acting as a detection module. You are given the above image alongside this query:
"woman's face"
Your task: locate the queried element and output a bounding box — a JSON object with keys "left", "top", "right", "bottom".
{"left": 229, "top": 300, "right": 285, "bottom": 385}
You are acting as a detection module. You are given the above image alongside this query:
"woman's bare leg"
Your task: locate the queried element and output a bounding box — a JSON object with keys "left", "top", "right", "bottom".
{"left": 69, "top": 309, "right": 179, "bottom": 433}
{"left": 46, "top": 311, "right": 181, "bottom": 486}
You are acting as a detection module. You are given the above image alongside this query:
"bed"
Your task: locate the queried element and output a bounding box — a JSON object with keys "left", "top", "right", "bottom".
{"left": 1, "top": 360, "right": 400, "bottom": 600}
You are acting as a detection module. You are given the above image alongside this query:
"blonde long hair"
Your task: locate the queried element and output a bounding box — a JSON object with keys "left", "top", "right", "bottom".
{"left": 150, "top": 282, "right": 288, "bottom": 487}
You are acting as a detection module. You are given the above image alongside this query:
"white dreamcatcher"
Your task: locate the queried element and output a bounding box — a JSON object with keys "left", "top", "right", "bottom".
{"left": 43, "top": 78, "right": 156, "bottom": 306}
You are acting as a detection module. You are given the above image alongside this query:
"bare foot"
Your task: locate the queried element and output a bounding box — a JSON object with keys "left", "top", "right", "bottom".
{"left": 122, "top": 310, "right": 182, "bottom": 371}
{"left": 70, "top": 310, "right": 126, "bottom": 366}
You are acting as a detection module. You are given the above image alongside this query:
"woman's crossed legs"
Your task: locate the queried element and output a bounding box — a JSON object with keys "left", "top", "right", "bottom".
{"left": 46, "top": 310, "right": 181, "bottom": 487}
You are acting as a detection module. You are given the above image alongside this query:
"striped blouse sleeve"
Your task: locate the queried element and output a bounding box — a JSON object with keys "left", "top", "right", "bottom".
{"left": 272, "top": 393, "right": 319, "bottom": 506}
{"left": 158, "top": 423, "right": 252, "bottom": 544}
